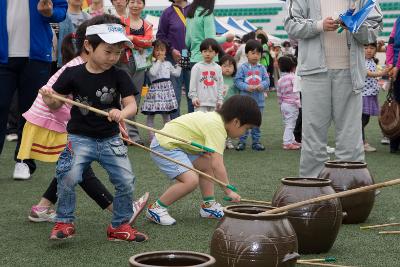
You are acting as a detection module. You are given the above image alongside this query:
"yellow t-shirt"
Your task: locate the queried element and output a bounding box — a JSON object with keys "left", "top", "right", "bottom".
{"left": 156, "top": 111, "right": 227, "bottom": 155}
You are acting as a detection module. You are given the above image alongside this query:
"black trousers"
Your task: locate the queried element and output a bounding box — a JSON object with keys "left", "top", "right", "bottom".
{"left": 362, "top": 113, "right": 370, "bottom": 142}
{"left": 42, "top": 166, "right": 113, "bottom": 209}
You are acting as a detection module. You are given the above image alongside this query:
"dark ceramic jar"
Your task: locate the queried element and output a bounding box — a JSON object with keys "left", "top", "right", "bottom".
{"left": 210, "top": 205, "right": 299, "bottom": 267}
{"left": 272, "top": 178, "right": 342, "bottom": 254}
{"left": 318, "top": 161, "right": 375, "bottom": 224}
{"left": 129, "top": 251, "right": 216, "bottom": 267}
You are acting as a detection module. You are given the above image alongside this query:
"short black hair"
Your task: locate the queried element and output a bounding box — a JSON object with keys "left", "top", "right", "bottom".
{"left": 85, "top": 14, "right": 125, "bottom": 53}
{"left": 278, "top": 56, "right": 296, "bottom": 73}
{"left": 153, "top": 39, "right": 168, "bottom": 51}
{"left": 200, "top": 38, "right": 220, "bottom": 53}
{"left": 217, "top": 95, "right": 261, "bottom": 127}
{"left": 245, "top": 39, "right": 263, "bottom": 54}
{"left": 365, "top": 42, "right": 377, "bottom": 48}
{"left": 219, "top": 54, "right": 237, "bottom": 76}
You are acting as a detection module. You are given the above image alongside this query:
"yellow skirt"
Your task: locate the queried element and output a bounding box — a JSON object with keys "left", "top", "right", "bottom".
{"left": 17, "top": 122, "right": 67, "bottom": 162}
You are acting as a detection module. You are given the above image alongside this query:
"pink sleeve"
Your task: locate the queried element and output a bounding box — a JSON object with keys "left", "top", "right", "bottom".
{"left": 386, "top": 23, "right": 397, "bottom": 66}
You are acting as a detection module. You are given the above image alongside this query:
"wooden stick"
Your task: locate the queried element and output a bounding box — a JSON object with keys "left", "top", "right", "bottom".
{"left": 297, "top": 261, "right": 354, "bottom": 267}
{"left": 379, "top": 231, "right": 400, "bottom": 234}
{"left": 120, "top": 136, "right": 228, "bottom": 188}
{"left": 46, "top": 93, "right": 215, "bottom": 153}
{"left": 298, "top": 258, "right": 335, "bottom": 263}
{"left": 239, "top": 198, "right": 271, "bottom": 205}
{"left": 261, "top": 178, "right": 400, "bottom": 215}
{"left": 360, "top": 223, "right": 400, "bottom": 230}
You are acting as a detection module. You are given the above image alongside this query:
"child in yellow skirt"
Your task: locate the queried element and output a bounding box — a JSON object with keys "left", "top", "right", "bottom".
{"left": 20, "top": 15, "right": 149, "bottom": 224}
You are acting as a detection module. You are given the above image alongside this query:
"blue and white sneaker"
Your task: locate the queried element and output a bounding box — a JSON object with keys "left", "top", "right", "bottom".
{"left": 200, "top": 202, "right": 224, "bottom": 219}
{"left": 146, "top": 205, "right": 176, "bottom": 226}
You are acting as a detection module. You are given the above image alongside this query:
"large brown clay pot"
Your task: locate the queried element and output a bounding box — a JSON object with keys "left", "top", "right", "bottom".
{"left": 210, "top": 205, "right": 299, "bottom": 267}
{"left": 129, "top": 251, "right": 215, "bottom": 266}
{"left": 318, "top": 161, "right": 375, "bottom": 224}
{"left": 272, "top": 178, "right": 342, "bottom": 254}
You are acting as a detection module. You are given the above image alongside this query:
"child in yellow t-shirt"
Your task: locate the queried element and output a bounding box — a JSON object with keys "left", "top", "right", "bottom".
{"left": 146, "top": 95, "right": 261, "bottom": 225}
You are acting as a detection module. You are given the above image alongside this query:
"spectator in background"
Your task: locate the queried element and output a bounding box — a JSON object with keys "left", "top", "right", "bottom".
{"left": 235, "top": 31, "right": 256, "bottom": 68}
{"left": 83, "top": 0, "right": 104, "bottom": 16}
{"left": 0, "top": 0, "right": 67, "bottom": 179}
{"left": 156, "top": 0, "right": 191, "bottom": 119}
{"left": 386, "top": 16, "right": 400, "bottom": 154}
{"left": 57, "top": 0, "right": 91, "bottom": 67}
{"left": 185, "top": 0, "right": 234, "bottom": 113}
{"left": 107, "top": 0, "right": 128, "bottom": 17}
{"left": 222, "top": 38, "right": 238, "bottom": 57}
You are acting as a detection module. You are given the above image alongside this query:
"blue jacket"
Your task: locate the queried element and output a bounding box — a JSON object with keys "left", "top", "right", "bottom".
{"left": 0, "top": 0, "right": 68, "bottom": 64}
{"left": 234, "top": 63, "right": 270, "bottom": 108}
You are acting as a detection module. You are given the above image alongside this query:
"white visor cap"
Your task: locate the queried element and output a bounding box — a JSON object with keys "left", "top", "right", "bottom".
{"left": 86, "top": 24, "right": 133, "bottom": 47}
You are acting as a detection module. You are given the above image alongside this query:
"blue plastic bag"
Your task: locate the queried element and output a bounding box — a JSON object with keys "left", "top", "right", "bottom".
{"left": 339, "top": 0, "right": 377, "bottom": 33}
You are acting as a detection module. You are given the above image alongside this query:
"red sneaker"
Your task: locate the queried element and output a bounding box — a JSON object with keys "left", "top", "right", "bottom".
{"left": 50, "top": 222, "right": 75, "bottom": 240}
{"left": 107, "top": 223, "right": 148, "bottom": 242}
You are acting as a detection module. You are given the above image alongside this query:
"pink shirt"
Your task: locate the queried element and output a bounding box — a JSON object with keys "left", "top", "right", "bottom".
{"left": 386, "top": 22, "right": 400, "bottom": 68}
{"left": 276, "top": 72, "right": 301, "bottom": 108}
{"left": 23, "top": 57, "right": 84, "bottom": 133}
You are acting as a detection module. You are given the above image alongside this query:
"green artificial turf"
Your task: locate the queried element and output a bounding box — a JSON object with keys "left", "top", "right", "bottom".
{"left": 0, "top": 92, "right": 399, "bottom": 266}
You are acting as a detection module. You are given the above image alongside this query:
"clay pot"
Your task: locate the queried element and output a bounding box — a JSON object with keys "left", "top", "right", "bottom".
{"left": 129, "top": 251, "right": 215, "bottom": 267}
{"left": 272, "top": 178, "right": 342, "bottom": 254}
{"left": 210, "top": 205, "right": 299, "bottom": 267}
{"left": 318, "top": 161, "right": 375, "bottom": 224}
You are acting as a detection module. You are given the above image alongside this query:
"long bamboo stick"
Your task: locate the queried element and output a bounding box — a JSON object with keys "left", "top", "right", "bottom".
{"left": 297, "top": 261, "right": 354, "bottom": 267}
{"left": 261, "top": 178, "right": 400, "bottom": 215}
{"left": 379, "top": 231, "right": 400, "bottom": 234}
{"left": 45, "top": 93, "right": 216, "bottom": 153}
{"left": 297, "top": 257, "right": 336, "bottom": 263}
{"left": 360, "top": 222, "right": 400, "bottom": 230}
{"left": 120, "top": 136, "right": 235, "bottom": 191}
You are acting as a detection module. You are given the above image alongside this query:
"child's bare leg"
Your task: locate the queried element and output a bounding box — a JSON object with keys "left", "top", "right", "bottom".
{"left": 158, "top": 171, "right": 199, "bottom": 206}
{"left": 146, "top": 115, "right": 155, "bottom": 141}
{"left": 193, "top": 154, "right": 215, "bottom": 198}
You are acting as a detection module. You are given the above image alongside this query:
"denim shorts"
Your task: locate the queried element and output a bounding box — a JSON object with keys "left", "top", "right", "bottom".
{"left": 150, "top": 138, "right": 201, "bottom": 180}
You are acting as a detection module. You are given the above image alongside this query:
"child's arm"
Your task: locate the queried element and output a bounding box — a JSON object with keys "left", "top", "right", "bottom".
{"left": 259, "top": 66, "right": 270, "bottom": 91}
{"left": 169, "top": 62, "right": 182, "bottom": 78}
{"left": 108, "top": 95, "right": 137, "bottom": 123}
{"left": 367, "top": 69, "right": 388, "bottom": 78}
{"left": 188, "top": 65, "right": 200, "bottom": 107}
{"left": 148, "top": 60, "right": 163, "bottom": 77}
{"left": 210, "top": 152, "right": 241, "bottom": 202}
{"left": 234, "top": 66, "right": 253, "bottom": 92}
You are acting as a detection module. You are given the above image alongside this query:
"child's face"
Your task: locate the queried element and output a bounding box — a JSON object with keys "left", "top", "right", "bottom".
{"left": 85, "top": 41, "right": 123, "bottom": 71}
{"left": 201, "top": 47, "right": 217, "bottom": 63}
{"left": 128, "top": 0, "right": 144, "bottom": 15}
{"left": 365, "top": 45, "right": 377, "bottom": 59}
{"left": 154, "top": 45, "right": 166, "bottom": 60}
{"left": 247, "top": 50, "right": 261, "bottom": 65}
{"left": 221, "top": 61, "right": 234, "bottom": 77}
{"left": 225, "top": 119, "right": 254, "bottom": 138}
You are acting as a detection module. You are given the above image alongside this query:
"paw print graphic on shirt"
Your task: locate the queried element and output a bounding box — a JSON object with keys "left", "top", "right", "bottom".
{"left": 96, "top": 87, "right": 116, "bottom": 104}
{"left": 75, "top": 96, "right": 91, "bottom": 116}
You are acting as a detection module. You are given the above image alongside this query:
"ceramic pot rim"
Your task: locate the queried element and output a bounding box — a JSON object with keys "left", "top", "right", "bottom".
{"left": 223, "top": 204, "right": 288, "bottom": 219}
{"left": 281, "top": 177, "right": 332, "bottom": 187}
{"left": 324, "top": 161, "right": 367, "bottom": 169}
{"left": 129, "top": 251, "right": 216, "bottom": 267}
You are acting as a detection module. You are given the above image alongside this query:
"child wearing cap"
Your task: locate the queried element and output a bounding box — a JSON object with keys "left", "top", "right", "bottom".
{"left": 40, "top": 22, "right": 147, "bottom": 242}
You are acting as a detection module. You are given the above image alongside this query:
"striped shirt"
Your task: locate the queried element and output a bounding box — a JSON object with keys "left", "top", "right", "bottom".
{"left": 276, "top": 72, "right": 301, "bottom": 108}
{"left": 23, "top": 56, "right": 84, "bottom": 133}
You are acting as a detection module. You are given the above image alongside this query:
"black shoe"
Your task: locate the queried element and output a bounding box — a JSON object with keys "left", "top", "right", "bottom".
{"left": 235, "top": 142, "right": 246, "bottom": 151}
{"left": 252, "top": 142, "right": 265, "bottom": 151}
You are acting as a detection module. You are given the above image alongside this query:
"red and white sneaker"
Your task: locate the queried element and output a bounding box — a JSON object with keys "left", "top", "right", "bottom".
{"left": 129, "top": 192, "right": 149, "bottom": 225}
{"left": 50, "top": 222, "right": 75, "bottom": 240}
{"left": 107, "top": 223, "right": 148, "bottom": 242}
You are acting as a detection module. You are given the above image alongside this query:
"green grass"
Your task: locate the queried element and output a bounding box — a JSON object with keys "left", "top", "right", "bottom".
{"left": 0, "top": 92, "right": 399, "bottom": 266}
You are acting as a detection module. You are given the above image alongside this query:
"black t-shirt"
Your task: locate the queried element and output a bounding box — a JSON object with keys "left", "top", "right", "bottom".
{"left": 53, "top": 64, "right": 138, "bottom": 138}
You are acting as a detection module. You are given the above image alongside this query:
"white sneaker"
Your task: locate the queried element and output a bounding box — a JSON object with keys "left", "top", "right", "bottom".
{"left": 326, "top": 146, "right": 335, "bottom": 154}
{"left": 146, "top": 205, "right": 176, "bottom": 226}
{"left": 13, "top": 162, "right": 31, "bottom": 180}
{"left": 6, "top": 133, "right": 18, "bottom": 142}
{"left": 381, "top": 136, "right": 390, "bottom": 145}
{"left": 200, "top": 202, "right": 224, "bottom": 219}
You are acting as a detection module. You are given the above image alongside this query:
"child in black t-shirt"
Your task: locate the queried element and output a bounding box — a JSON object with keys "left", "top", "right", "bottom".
{"left": 40, "top": 23, "right": 148, "bottom": 242}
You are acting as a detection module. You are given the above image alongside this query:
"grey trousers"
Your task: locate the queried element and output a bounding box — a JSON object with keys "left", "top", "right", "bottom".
{"left": 117, "top": 59, "right": 145, "bottom": 142}
{"left": 300, "top": 70, "right": 365, "bottom": 177}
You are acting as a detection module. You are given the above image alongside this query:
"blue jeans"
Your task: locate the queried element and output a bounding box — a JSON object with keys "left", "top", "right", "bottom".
{"left": 56, "top": 134, "right": 135, "bottom": 227}
{"left": 167, "top": 55, "right": 193, "bottom": 119}
{"left": 239, "top": 107, "right": 264, "bottom": 144}
{"left": 0, "top": 58, "right": 51, "bottom": 173}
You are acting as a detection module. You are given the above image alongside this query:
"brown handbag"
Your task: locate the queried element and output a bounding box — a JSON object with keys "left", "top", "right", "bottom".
{"left": 379, "top": 82, "right": 400, "bottom": 139}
